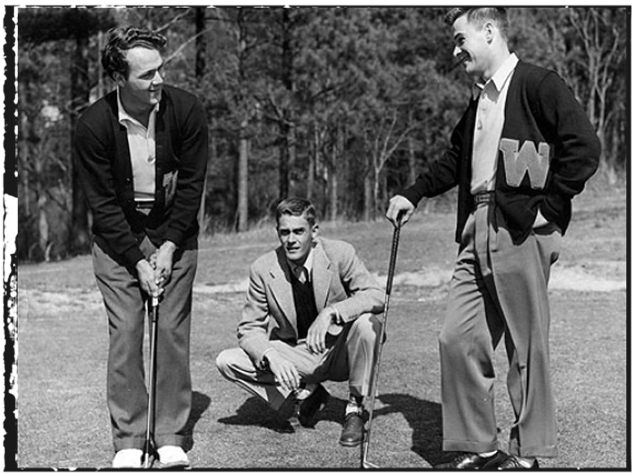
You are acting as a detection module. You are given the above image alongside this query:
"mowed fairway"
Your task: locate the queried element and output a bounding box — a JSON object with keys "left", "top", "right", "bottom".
{"left": 16, "top": 188, "right": 627, "bottom": 469}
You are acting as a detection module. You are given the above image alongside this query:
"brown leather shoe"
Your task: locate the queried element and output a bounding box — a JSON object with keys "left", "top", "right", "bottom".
{"left": 436, "top": 451, "right": 509, "bottom": 469}
{"left": 497, "top": 456, "right": 540, "bottom": 470}
{"left": 298, "top": 384, "right": 329, "bottom": 427}
{"left": 339, "top": 412, "right": 365, "bottom": 447}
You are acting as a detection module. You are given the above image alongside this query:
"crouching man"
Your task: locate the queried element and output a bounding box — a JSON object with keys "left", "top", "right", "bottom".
{"left": 216, "top": 198, "right": 384, "bottom": 446}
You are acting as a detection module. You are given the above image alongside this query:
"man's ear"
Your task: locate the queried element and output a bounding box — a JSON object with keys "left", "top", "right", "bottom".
{"left": 484, "top": 22, "right": 495, "bottom": 43}
{"left": 113, "top": 72, "right": 126, "bottom": 87}
{"left": 312, "top": 223, "right": 319, "bottom": 238}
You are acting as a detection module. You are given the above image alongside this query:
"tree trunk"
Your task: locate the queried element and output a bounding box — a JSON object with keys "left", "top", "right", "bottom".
{"left": 195, "top": 7, "right": 207, "bottom": 81}
{"left": 97, "top": 31, "right": 105, "bottom": 99}
{"left": 279, "top": 123, "right": 290, "bottom": 200}
{"left": 278, "top": 8, "right": 294, "bottom": 200}
{"left": 69, "top": 34, "right": 91, "bottom": 255}
{"left": 38, "top": 195, "right": 49, "bottom": 261}
{"left": 363, "top": 174, "right": 372, "bottom": 222}
{"left": 307, "top": 125, "right": 317, "bottom": 201}
{"left": 407, "top": 114, "right": 417, "bottom": 186}
{"left": 327, "top": 126, "right": 343, "bottom": 222}
{"left": 237, "top": 120, "right": 249, "bottom": 232}
{"left": 328, "top": 168, "right": 338, "bottom": 222}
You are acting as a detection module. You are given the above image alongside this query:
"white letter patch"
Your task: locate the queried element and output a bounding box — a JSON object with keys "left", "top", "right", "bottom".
{"left": 499, "top": 138, "right": 551, "bottom": 189}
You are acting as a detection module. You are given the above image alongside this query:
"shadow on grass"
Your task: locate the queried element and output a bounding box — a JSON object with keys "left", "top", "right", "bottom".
{"left": 373, "top": 393, "right": 446, "bottom": 467}
{"left": 216, "top": 393, "right": 447, "bottom": 466}
{"left": 184, "top": 391, "right": 211, "bottom": 452}
{"left": 217, "top": 395, "right": 350, "bottom": 433}
{"left": 217, "top": 396, "right": 297, "bottom": 433}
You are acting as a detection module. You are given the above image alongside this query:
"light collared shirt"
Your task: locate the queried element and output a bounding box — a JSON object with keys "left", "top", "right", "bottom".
{"left": 289, "top": 245, "right": 315, "bottom": 283}
{"left": 471, "top": 53, "right": 519, "bottom": 195}
{"left": 117, "top": 89, "right": 160, "bottom": 203}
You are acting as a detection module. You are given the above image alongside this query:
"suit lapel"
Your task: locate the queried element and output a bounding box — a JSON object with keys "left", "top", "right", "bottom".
{"left": 269, "top": 247, "right": 297, "bottom": 328}
{"left": 312, "top": 240, "right": 333, "bottom": 312}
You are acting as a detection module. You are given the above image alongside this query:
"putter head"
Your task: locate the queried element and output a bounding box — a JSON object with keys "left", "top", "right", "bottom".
{"left": 363, "top": 460, "right": 379, "bottom": 469}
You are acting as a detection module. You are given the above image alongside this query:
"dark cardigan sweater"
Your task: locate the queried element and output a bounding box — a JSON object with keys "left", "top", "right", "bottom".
{"left": 75, "top": 85, "right": 209, "bottom": 267}
{"left": 401, "top": 60, "right": 601, "bottom": 244}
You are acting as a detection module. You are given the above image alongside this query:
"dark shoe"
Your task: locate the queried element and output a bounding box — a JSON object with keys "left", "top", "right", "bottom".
{"left": 339, "top": 412, "right": 365, "bottom": 447}
{"left": 497, "top": 456, "right": 539, "bottom": 470}
{"left": 436, "top": 451, "right": 509, "bottom": 469}
{"left": 298, "top": 384, "right": 329, "bottom": 427}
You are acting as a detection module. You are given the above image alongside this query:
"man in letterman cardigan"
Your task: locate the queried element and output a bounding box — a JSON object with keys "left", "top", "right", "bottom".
{"left": 75, "top": 27, "right": 208, "bottom": 469}
{"left": 386, "top": 8, "right": 600, "bottom": 470}
{"left": 216, "top": 198, "right": 384, "bottom": 448}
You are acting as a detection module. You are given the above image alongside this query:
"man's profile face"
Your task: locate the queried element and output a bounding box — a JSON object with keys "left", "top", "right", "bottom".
{"left": 118, "top": 46, "right": 164, "bottom": 111}
{"left": 276, "top": 214, "right": 318, "bottom": 265}
{"left": 452, "top": 15, "right": 490, "bottom": 79}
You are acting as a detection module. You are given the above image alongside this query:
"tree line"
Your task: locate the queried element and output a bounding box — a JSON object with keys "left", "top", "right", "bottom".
{"left": 17, "top": 6, "right": 628, "bottom": 262}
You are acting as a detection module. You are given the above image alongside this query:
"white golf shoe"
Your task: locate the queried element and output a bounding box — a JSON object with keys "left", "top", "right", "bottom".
{"left": 112, "top": 448, "right": 143, "bottom": 469}
{"left": 156, "top": 445, "right": 190, "bottom": 469}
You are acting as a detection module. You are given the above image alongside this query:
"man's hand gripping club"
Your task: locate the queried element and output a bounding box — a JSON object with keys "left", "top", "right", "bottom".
{"left": 386, "top": 195, "right": 415, "bottom": 227}
{"left": 136, "top": 241, "right": 178, "bottom": 298}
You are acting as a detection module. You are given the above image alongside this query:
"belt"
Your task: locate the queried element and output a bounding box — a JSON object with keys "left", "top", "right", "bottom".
{"left": 473, "top": 191, "right": 495, "bottom": 207}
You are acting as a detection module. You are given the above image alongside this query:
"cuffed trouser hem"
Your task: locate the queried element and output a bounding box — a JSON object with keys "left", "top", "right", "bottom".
{"left": 509, "top": 441, "right": 557, "bottom": 458}
{"left": 443, "top": 439, "right": 499, "bottom": 454}
{"left": 154, "top": 435, "right": 189, "bottom": 449}
{"left": 113, "top": 435, "right": 188, "bottom": 452}
{"left": 113, "top": 437, "right": 146, "bottom": 452}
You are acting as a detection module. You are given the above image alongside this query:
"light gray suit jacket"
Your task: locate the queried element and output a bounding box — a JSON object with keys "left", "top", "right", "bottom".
{"left": 237, "top": 237, "right": 385, "bottom": 369}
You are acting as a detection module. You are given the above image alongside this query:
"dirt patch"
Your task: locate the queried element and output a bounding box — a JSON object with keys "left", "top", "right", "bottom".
{"left": 192, "top": 259, "right": 626, "bottom": 296}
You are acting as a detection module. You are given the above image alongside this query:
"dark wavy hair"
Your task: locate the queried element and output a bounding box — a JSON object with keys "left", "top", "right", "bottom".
{"left": 276, "top": 198, "right": 317, "bottom": 227}
{"left": 101, "top": 27, "right": 167, "bottom": 80}
{"left": 444, "top": 8, "right": 509, "bottom": 40}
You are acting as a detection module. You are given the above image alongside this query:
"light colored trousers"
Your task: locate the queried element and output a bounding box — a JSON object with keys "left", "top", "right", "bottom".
{"left": 93, "top": 236, "right": 197, "bottom": 452}
{"left": 439, "top": 202, "right": 561, "bottom": 458}
{"left": 216, "top": 313, "right": 382, "bottom": 410}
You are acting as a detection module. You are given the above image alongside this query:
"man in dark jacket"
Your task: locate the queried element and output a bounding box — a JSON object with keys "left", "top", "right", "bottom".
{"left": 75, "top": 27, "right": 208, "bottom": 469}
{"left": 386, "top": 8, "right": 600, "bottom": 470}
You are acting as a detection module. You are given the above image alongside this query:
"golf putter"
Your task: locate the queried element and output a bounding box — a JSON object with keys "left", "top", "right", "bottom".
{"left": 361, "top": 222, "right": 401, "bottom": 469}
{"left": 143, "top": 295, "right": 159, "bottom": 469}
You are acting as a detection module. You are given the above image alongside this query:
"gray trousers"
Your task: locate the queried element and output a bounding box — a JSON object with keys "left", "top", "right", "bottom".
{"left": 93, "top": 236, "right": 197, "bottom": 452}
{"left": 439, "top": 202, "right": 561, "bottom": 458}
{"left": 216, "top": 313, "right": 381, "bottom": 410}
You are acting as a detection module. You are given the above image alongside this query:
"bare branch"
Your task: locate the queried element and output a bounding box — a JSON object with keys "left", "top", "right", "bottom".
{"left": 154, "top": 8, "right": 194, "bottom": 34}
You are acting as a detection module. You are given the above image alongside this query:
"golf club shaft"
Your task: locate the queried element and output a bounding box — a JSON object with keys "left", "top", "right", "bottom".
{"left": 362, "top": 223, "right": 401, "bottom": 469}
{"left": 143, "top": 296, "right": 159, "bottom": 469}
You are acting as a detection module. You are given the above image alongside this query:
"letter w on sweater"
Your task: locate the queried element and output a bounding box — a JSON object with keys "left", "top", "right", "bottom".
{"left": 499, "top": 138, "right": 551, "bottom": 189}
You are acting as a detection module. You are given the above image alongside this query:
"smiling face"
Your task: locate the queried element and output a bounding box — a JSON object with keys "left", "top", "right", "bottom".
{"left": 276, "top": 214, "right": 318, "bottom": 265}
{"left": 451, "top": 14, "right": 493, "bottom": 80}
{"left": 116, "top": 46, "right": 164, "bottom": 114}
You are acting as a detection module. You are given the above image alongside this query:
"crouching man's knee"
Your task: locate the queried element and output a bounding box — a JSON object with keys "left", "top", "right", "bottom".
{"left": 216, "top": 349, "right": 236, "bottom": 379}
{"left": 350, "top": 313, "right": 382, "bottom": 344}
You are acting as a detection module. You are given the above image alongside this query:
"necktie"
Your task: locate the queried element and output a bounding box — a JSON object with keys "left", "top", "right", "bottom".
{"left": 295, "top": 265, "right": 308, "bottom": 284}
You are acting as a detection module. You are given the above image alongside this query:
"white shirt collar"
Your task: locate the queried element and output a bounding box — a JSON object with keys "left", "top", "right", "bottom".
{"left": 117, "top": 87, "right": 160, "bottom": 126}
{"left": 472, "top": 53, "right": 519, "bottom": 99}
{"left": 290, "top": 243, "right": 315, "bottom": 276}
{"left": 303, "top": 246, "right": 315, "bottom": 273}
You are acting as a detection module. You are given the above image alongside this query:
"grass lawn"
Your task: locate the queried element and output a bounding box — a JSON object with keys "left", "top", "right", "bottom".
{"left": 15, "top": 186, "right": 628, "bottom": 469}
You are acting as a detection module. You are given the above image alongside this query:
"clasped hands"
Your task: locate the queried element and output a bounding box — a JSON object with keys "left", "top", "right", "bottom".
{"left": 136, "top": 241, "right": 177, "bottom": 298}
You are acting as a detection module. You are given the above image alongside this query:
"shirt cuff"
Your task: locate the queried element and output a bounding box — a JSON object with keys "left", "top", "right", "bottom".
{"left": 330, "top": 306, "right": 344, "bottom": 325}
{"left": 260, "top": 347, "right": 276, "bottom": 371}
